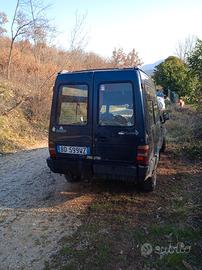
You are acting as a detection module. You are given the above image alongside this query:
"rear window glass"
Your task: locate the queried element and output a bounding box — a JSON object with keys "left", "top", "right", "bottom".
{"left": 58, "top": 85, "right": 88, "bottom": 125}
{"left": 99, "top": 83, "right": 134, "bottom": 126}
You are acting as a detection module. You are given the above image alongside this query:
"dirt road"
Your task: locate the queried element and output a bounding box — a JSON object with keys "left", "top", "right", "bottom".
{"left": 0, "top": 147, "right": 93, "bottom": 270}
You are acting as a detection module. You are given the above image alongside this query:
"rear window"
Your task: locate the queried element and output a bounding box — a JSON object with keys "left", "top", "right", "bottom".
{"left": 99, "top": 83, "right": 134, "bottom": 126}
{"left": 58, "top": 85, "right": 88, "bottom": 125}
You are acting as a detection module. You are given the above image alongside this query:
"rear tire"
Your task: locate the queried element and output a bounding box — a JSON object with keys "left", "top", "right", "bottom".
{"left": 140, "top": 170, "right": 157, "bottom": 192}
{"left": 64, "top": 172, "right": 81, "bottom": 182}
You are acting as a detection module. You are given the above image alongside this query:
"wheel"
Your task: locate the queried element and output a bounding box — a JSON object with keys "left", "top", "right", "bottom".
{"left": 140, "top": 170, "right": 157, "bottom": 192}
{"left": 64, "top": 172, "right": 81, "bottom": 182}
{"left": 161, "top": 137, "right": 166, "bottom": 153}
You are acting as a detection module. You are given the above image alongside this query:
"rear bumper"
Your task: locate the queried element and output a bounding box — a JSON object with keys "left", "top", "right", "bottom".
{"left": 46, "top": 157, "right": 92, "bottom": 177}
{"left": 47, "top": 157, "right": 148, "bottom": 182}
{"left": 93, "top": 163, "right": 137, "bottom": 182}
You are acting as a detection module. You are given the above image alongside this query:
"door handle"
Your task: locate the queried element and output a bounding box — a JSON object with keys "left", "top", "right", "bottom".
{"left": 118, "top": 130, "right": 139, "bottom": 136}
{"left": 118, "top": 131, "right": 125, "bottom": 135}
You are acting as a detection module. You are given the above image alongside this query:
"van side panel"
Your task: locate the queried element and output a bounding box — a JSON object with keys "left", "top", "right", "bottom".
{"left": 139, "top": 70, "right": 163, "bottom": 178}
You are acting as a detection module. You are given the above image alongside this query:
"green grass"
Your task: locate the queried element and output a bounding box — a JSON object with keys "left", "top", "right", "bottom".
{"left": 48, "top": 186, "right": 201, "bottom": 269}
{"left": 154, "top": 253, "right": 190, "bottom": 270}
{"left": 49, "top": 219, "right": 201, "bottom": 269}
{"left": 149, "top": 225, "right": 201, "bottom": 242}
{"left": 56, "top": 229, "right": 113, "bottom": 269}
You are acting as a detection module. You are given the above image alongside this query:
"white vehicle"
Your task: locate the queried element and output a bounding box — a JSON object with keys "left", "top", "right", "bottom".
{"left": 157, "top": 96, "right": 165, "bottom": 111}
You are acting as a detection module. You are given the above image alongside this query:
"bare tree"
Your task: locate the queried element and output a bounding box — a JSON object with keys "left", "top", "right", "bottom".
{"left": 69, "top": 11, "right": 88, "bottom": 51}
{"left": 175, "top": 35, "right": 197, "bottom": 63}
{"left": 3, "top": 0, "right": 57, "bottom": 119}
{"left": 7, "top": 0, "right": 55, "bottom": 80}
{"left": 125, "top": 48, "right": 143, "bottom": 67}
{"left": 29, "top": 0, "right": 55, "bottom": 56}
{"left": 26, "top": 0, "right": 58, "bottom": 120}
{"left": 111, "top": 47, "right": 143, "bottom": 68}
{"left": 7, "top": 0, "right": 33, "bottom": 79}
{"left": 111, "top": 48, "right": 126, "bottom": 67}
{"left": 0, "top": 11, "right": 8, "bottom": 36}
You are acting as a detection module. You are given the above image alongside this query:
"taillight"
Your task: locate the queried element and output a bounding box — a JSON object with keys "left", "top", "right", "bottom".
{"left": 49, "top": 141, "right": 56, "bottom": 158}
{"left": 136, "top": 145, "right": 149, "bottom": 165}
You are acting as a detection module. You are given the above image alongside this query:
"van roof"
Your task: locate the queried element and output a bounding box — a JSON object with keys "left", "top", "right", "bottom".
{"left": 58, "top": 67, "right": 147, "bottom": 76}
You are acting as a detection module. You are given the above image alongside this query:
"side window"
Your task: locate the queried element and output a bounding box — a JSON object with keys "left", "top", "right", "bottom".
{"left": 57, "top": 84, "right": 88, "bottom": 125}
{"left": 144, "top": 81, "right": 160, "bottom": 125}
{"left": 98, "top": 83, "right": 134, "bottom": 126}
{"left": 147, "top": 100, "right": 155, "bottom": 125}
{"left": 141, "top": 72, "right": 160, "bottom": 127}
{"left": 144, "top": 96, "right": 156, "bottom": 127}
{"left": 153, "top": 102, "right": 159, "bottom": 123}
{"left": 150, "top": 101, "right": 155, "bottom": 124}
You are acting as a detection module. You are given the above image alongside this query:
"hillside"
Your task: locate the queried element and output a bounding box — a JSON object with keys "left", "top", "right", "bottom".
{"left": 142, "top": 59, "right": 163, "bottom": 75}
{"left": 0, "top": 79, "right": 47, "bottom": 153}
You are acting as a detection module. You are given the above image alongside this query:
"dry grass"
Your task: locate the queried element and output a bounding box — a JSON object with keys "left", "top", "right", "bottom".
{"left": 166, "top": 106, "right": 202, "bottom": 161}
{"left": 0, "top": 111, "right": 47, "bottom": 153}
{"left": 0, "top": 79, "right": 48, "bottom": 153}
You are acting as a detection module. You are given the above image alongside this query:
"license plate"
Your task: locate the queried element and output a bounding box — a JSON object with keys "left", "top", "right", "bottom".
{"left": 57, "top": 145, "right": 90, "bottom": 155}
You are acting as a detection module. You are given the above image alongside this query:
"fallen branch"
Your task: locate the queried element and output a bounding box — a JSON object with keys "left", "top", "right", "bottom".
{"left": 2, "top": 96, "right": 29, "bottom": 116}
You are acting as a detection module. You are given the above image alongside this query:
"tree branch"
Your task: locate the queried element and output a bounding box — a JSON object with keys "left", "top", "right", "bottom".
{"left": 2, "top": 97, "right": 28, "bottom": 116}
{"left": 11, "top": 0, "right": 20, "bottom": 38}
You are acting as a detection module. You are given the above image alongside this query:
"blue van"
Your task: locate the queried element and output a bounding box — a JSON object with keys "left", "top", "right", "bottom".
{"left": 47, "top": 68, "right": 169, "bottom": 191}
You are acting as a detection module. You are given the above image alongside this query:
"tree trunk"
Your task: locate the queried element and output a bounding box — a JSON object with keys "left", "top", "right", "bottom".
{"left": 7, "top": 38, "right": 14, "bottom": 80}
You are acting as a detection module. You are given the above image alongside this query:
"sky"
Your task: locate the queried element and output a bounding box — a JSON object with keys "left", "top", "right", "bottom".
{"left": 1, "top": 0, "right": 202, "bottom": 64}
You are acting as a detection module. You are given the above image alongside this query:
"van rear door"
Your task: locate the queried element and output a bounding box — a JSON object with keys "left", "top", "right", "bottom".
{"left": 51, "top": 72, "right": 93, "bottom": 160}
{"left": 93, "top": 70, "right": 140, "bottom": 164}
